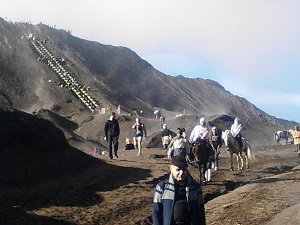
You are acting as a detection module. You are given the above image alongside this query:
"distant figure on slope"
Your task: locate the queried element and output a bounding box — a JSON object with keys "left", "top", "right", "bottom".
{"left": 132, "top": 118, "right": 147, "bottom": 156}
{"left": 160, "top": 115, "right": 165, "bottom": 128}
{"left": 161, "top": 124, "right": 172, "bottom": 149}
{"left": 154, "top": 110, "right": 160, "bottom": 120}
{"left": 104, "top": 112, "right": 120, "bottom": 159}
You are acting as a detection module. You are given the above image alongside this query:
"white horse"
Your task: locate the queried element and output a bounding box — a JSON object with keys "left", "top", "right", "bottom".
{"left": 274, "top": 130, "right": 293, "bottom": 144}
{"left": 222, "top": 130, "right": 255, "bottom": 171}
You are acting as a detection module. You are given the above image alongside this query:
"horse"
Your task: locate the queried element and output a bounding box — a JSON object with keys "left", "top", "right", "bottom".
{"left": 191, "top": 140, "right": 210, "bottom": 183}
{"left": 274, "top": 130, "right": 292, "bottom": 145}
{"left": 222, "top": 130, "right": 255, "bottom": 171}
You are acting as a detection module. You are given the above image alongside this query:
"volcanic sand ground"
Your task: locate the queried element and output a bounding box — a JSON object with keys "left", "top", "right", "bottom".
{"left": 1, "top": 144, "right": 300, "bottom": 225}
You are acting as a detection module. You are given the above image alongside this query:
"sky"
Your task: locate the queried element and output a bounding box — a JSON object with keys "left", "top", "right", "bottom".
{"left": 1, "top": 0, "right": 300, "bottom": 122}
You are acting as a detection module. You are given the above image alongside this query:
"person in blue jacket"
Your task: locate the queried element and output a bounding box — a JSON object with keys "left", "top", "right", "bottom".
{"left": 152, "top": 155, "right": 206, "bottom": 225}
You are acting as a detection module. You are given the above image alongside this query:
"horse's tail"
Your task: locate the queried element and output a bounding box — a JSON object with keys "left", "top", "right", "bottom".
{"left": 246, "top": 141, "right": 255, "bottom": 160}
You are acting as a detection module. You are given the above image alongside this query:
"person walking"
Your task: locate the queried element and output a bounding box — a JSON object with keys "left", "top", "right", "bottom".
{"left": 167, "top": 128, "right": 187, "bottom": 158}
{"left": 160, "top": 115, "right": 166, "bottom": 128}
{"left": 132, "top": 117, "right": 147, "bottom": 156}
{"left": 152, "top": 155, "right": 206, "bottom": 225}
{"left": 104, "top": 112, "right": 120, "bottom": 159}
{"left": 161, "top": 124, "right": 172, "bottom": 150}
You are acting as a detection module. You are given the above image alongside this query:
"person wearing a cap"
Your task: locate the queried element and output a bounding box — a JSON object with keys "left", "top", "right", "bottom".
{"left": 167, "top": 128, "right": 187, "bottom": 158}
{"left": 152, "top": 155, "right": 206, "bottom": 225}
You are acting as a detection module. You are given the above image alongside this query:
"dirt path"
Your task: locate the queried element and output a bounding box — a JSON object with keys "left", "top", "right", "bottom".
{"left": 1, "top": 145, "right": 300, "bottom": 225}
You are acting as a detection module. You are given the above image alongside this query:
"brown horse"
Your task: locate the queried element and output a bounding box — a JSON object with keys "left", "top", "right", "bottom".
{"left": 222, "top": 130, "right": 255, "bottom": 171}
{"left": 191, "top": 140, "right": 210, "bottom": 183}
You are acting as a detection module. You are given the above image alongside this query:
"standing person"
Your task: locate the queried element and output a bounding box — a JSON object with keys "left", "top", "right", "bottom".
{"left": 167, "top": 128, "right": 187, "bottom": 158}
{"left": 161, "top": 124, "right": 172, "bottom": 150}
{"left": 160, "top": 115, "right": 166, "bottom": 128}
{"left": 209, "top": 126, "right": 223, "bottom": 171}
{"left": 132, "top": 117, "right": 147, "bottom": 156}
{"left": 152, "top": 155, "right": 206, "bottom": 225}
{"left": 104, "top": 112, "right": 120, "bottom": 159}
{"left": 230, "top": 117, "right": 243, "bottom": 151}
{"left": 292, "top": 125, "right": 300, "bottom": 154}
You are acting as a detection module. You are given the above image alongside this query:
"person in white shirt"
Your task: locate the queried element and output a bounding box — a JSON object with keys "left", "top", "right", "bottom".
{"left": 188, "top": 117, "right": 211, "bottom": 164}
{"left": 189, "top": 117, "right": 209, "bottom": 143}
{"left": 230, "top": 117, "right": 243, "bottom": 150}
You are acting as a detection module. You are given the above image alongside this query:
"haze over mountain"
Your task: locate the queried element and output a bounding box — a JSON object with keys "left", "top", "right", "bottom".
{"left": 0, "top": 17, "right": 297, "bottom": 153}
{"left": 0, "top": 18, "right": 292, "bottom": 120}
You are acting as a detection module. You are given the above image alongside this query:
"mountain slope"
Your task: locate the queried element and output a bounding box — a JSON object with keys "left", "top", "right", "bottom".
{"left": 0, "top": 18, "right": 296, "bottom": 140}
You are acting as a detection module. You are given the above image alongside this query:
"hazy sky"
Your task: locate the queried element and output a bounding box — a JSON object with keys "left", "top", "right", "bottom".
{"left": 1, "top": 0, "right": 300, "bottom": 122}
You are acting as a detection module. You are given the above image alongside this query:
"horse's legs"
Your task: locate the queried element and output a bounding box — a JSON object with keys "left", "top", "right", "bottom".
{"left": 236, "top": 154, "right": 240, "bottom": 170}
{"left": 230, "top": 153, "right": 234, "bottom": 171}
{"left": 240, "top": 153, "right": 245, "bottom": 170}
{"left": 203, "top": 163, "right": 208, "bottom": 183}
{"left": 244, "top": 154, "right": 249, "bottom": 169}
{"left": 198, "top": 163, "right": 202, "bottom": 183}
{"left": 215, "top": 151, "right": 219, "bottom": 170}
{"left": 236, "top": 152, "right": 243, "bottom": 170}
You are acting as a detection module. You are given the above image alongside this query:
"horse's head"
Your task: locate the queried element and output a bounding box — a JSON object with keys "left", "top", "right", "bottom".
{"left": 192, "top": 141, "right": 208, "bottom": 163}
{"left": 222, "top": 130, "right": 233, "bottom": 147}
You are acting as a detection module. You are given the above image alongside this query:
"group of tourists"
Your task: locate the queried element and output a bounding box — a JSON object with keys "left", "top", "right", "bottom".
{"left": 162, "top": 117, "right": 226, "bottom": 164}
{"left": 154, "top": 117, "right": 244, "bottom": 225}
{"left": 104, "top": 112, "right": 147, "bottom": 159}
{"left": 103, "top": 112, "right": 246, "bottom": 225}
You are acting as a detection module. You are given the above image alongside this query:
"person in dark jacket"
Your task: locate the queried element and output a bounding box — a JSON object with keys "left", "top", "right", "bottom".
{"left": 104, "top": 112, "right": 120, "bottom": 159}
{"left": 152, "top": 155, "right": 206, "bottom": 225}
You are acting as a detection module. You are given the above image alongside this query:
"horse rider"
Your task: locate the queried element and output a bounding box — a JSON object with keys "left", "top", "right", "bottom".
{"left": 189, "top": 117, "right": 213, "bottom": 162}
{"left": 230, "top": 117, "right": 243, "bottom": 151}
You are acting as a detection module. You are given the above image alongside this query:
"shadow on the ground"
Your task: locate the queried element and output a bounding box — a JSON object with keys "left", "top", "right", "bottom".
{"left": 0, "top": 155, "right": 151, "bottom": 224}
